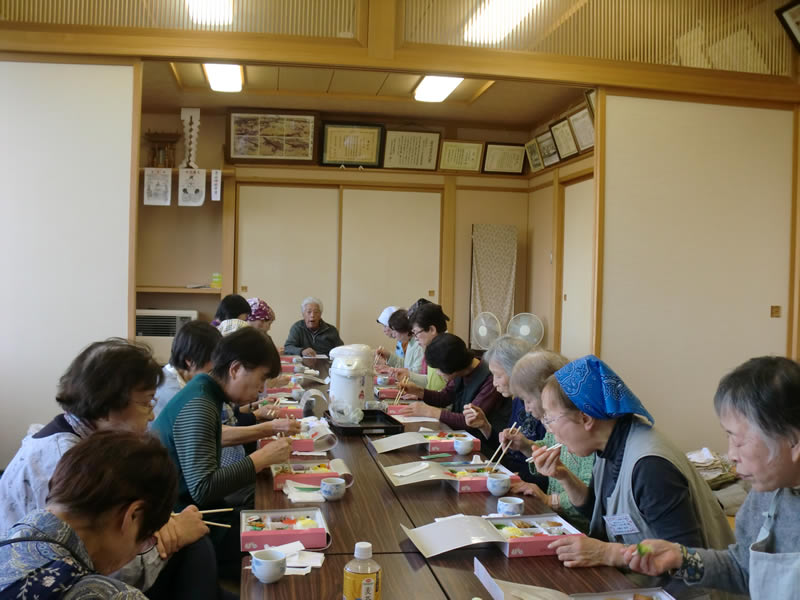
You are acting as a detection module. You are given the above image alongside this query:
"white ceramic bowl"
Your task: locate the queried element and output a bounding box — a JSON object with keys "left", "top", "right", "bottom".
{"left": 486, "top": 472, "right": 511, "bottom": 496}
{"left": 320, "top": 476, "right": 346, "bottom": 501}
{"left": 497, "top": 496, "right": 524, "bottom": 516}
{"left": 251, "top": 548, "right": 286, "bottom": 584}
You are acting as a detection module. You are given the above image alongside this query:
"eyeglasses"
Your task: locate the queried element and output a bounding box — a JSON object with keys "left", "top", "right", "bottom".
{"left": 541, "top": 412, "right": 569, "bottom": 428}
{"left": 137, "top": 535, "right": 158, "bottom": 555}
{"left": 411, "top": 329, "right": 425, "bottom": 338}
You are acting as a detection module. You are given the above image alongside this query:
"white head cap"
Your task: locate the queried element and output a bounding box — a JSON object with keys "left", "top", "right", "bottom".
{"left": 377, "top": 306, "right": 399, "bottom": 327}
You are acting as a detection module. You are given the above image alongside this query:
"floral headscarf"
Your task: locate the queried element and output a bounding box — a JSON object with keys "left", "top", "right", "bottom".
{"left": 246, "top": 298, "right": 275, "bottom": 323}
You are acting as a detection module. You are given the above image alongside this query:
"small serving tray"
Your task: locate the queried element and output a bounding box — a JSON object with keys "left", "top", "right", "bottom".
{"left": 323, "top": 409, "right": 404, "bottom": 436}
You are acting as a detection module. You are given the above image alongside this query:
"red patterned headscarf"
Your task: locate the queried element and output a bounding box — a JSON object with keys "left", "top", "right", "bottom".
{"left": 246, "top": 297, "right": 275, "bottom": 323}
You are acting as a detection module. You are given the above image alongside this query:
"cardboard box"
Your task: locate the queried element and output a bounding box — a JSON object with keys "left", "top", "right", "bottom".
{"left": 486, "top": 514, "right": 583, "bottom": 557}
{"left": 270, "top": 460, "right": 340, "bottom": 490}
{"left": 424, "top": 431, "right": 481, "bottom": 453}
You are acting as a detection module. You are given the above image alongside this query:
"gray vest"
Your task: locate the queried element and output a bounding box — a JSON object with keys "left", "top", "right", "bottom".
{"left": 590, "top": 418, "right": 737, "bottom": 600}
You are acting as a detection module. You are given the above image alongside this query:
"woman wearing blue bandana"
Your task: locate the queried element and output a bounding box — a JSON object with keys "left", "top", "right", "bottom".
{"left": 529, "top": 355, "right": 734, "bottom": 600}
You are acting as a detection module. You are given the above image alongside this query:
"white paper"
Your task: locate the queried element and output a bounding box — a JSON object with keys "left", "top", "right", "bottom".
{"left": 143, "top": 168, "right": 171, "bottom": 206}
{"left": 210, "top": 169, "right": 221, "bottom": 201}
{"left": 287, "top": 551, "right": 325, "bottom": 568}
{"left": 370, "top": 432, "right": 427, "bottom": 453}
{"left": 392, "top": 415, "right": 441, "bottom": 424}
{"left": 293, "top": 451, "right": 328, "bottom": 457}
{"left": 328, "top": 458, "right": 354, "bottom": 487}
{"left": 178, "top": 168, "right": 205, "bottom": 206}
{"left": 474, "top": 558, "right": 571, "bottom": 600}
{"left": 286, "top": 566, "right": 311, "bottom": 576}
{"left": 603, "top": 514, "right": 640, "bottom": 536}
{"left": 271, "top": 541, "right": 305, "bottom": 556}
{"left": 402, "top": 515, "right": 504, "bottom": 557}
{"left": 282, "top": 480, "right": 325, "bottom": 503}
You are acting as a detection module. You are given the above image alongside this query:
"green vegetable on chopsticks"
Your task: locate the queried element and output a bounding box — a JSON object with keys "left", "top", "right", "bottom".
{"left": 636, "top": 543, "right": 653, "bottom": 556}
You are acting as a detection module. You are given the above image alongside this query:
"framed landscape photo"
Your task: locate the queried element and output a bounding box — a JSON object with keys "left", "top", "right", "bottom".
{"left": 776, "top": 1, "right": 800, "bottom": 52}
{"left": 536, "top": 130, "right": 560, "bottom": 167}
{"left": 438, "top": 140, "right": 484, "bottom": 172}
{"left": 321, "top": 123, "right": 383, "bottom": 167}
{"left": 483, "top": 143, "right": 526, "bottom": 174}
{"left": 227, "top": 110, "right": 319, "bottom": 164}
{"left": 550, "top": 119, "right": 579, "bottom": 160}
{"left": 524, "top": 138, "right": 544, "bottom": 173}
{"left": 383, "top": 130, "right": 441, "bottom": 170}
{"left": 567, "top": 107, "right": 595, "bottom": 152}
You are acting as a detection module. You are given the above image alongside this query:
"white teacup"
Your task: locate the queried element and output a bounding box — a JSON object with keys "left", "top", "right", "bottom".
{"left": 291, "top": 388, "right": 304, "bottom": 401}
{"left": 453, "top": 438, "right": 473, "bottom": 456}
{"left": 376, "top": 375, "right": 389, "bottom": 386}
{"left": 497, "top": 496, "right": 524, "bottom": 516}
{"left": 251, "top": 548, "right": 286, "bottom": 584}
{"left": 486, "top": 473, "right": 511, "bottom": 496}
{"left": 320, "top": 476, "right": 346, "bottom": 501}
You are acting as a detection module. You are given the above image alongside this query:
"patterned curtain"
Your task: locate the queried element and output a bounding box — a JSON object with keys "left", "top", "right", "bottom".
{"left": 470, "top": 224, "right": 517, "bottom": 349}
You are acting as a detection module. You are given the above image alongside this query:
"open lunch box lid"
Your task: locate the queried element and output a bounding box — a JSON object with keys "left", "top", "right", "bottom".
{"left": 323, "top": 409, "right": 404, "bottom": 436}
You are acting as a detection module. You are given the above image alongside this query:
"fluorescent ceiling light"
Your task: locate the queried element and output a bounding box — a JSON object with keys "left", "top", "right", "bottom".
{"left": 463, "top": 0, "right": 539, "bottom": 45}
{"left": 186, "top": 0, "right": 233, "bottom": 26}
{"left": 414, "top": 75, "right": 464, "bottom": 102}
{"left": 203, "top": 63, "right": 243, "bottom": 92}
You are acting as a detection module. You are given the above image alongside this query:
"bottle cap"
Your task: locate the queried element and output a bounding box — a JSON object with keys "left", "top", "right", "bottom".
{"left": 354, "top": 541, "right": 372, "bottom": 559}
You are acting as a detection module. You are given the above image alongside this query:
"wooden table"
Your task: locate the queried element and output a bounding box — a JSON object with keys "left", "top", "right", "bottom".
{"left": 242, "top": 428, "right": 633, "bottom": 599}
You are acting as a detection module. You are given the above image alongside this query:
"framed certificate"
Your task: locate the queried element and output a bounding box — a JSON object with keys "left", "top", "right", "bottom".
{"left": 550, "top": 119, "right": 579, "bottom": 160}
{"left": 321, "top": 123, "right": 383, "bottom": 167}
{"left": 383, "top": 130, "right": 441, "bottom": 170}
{"left": 776, "top": 1, "right": 800, "bottom": 53}
{"left": 226, "top": 109, "right": 319, "bottom": 164}
{"left": 438, "top": 140, "right": 484, "bottom": 172}
{"left": 535, "top": 131, "right": 560, "bottom": 167}
{"left": 567, "top": 107, "right": 595, "bottom": 152}
{"left": 524, "top": 138, "right": 544, "bottom": 173}
{"left": 483, "top": 144, "right": 526, "bottom": 174}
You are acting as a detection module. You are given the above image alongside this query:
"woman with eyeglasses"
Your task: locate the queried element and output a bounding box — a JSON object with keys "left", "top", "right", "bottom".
{"left": 0, "top": 431, "right": 178, "bottom": 599}
{"left": 528, "top": 355, "right": 733, "bottom": 600}
{"left": 0, "top": 339, "right": 225, "bottom": 600}
{"left": 391, "top": 302, "right": 449, "bottom": 392}
{"left": 376, "top": 309, "right": 424, "bottom": 374}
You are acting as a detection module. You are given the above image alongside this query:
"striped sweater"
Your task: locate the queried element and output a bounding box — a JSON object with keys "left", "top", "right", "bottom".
{"left": 152, "top": 373, "right": 255, "bottom": 509}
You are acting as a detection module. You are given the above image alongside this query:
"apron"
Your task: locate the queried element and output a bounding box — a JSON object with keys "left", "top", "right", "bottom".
{"left": 748, "top": 489, "right": 800, "bottom": 599}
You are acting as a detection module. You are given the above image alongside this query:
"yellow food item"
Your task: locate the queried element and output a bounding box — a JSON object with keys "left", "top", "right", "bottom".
{"left": 455, "top": 470, "right": 469, "bottom": 478}
{"left": 542, "top": 521, "right": 561, "bottom": 527}
{"left": 500, "top": 526, "right": 524, "bottom": 539}
{"left": 295, "top": 518, "right": 318, "bottom": 529}
{"left": 632, "top": 595, "right": 654, "bottom": 600}
{"left": 310, "top": 465, "right": 331, "bottom": 472}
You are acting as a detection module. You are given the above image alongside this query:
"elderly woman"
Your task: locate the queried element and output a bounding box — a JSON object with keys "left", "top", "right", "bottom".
{"left": 531, "top": 355, "right": 733, "bottom": 599}
{"left": 0, "top": 338, "right": 221, "bottom": 600}
{"left": 398, "top": 333, "right": 509, "bottom": 454}
{"left": 0, "top": 431, "right": 178, "bottom": 599}
{"left": 392, "top": 303, "right": 448, "bottom": 392}
{"left": 246, "top": 297, "right": 276, "bottom": 333}
{"left": 376, "top": 305, "right": 400, "bottom": 357}
{"left": 500, "top": 350, "right": 596, "bottom": 532}
{"left": 284, "top": 296, "right": 343, "bottom": 356}
{"left": 462, "top": 336, "right": 546, "bottom": 480}
{"left": 623, "top": 356, "right": 800, "bottom": 600}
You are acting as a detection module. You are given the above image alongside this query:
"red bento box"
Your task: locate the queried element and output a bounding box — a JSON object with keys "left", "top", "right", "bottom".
{"left": 240, "top": 508, "right": 329, "bottom": 551}
{"left": 269, "top": 460, "right": 339, "bottom": 490}
{"left": 424, "top": 431, "right": 481, "bottom": 453}
{"left": 487, "top": 514, "right": 584, "bottom": 557}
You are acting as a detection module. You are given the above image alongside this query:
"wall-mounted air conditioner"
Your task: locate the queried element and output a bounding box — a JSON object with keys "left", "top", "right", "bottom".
{"left": 135, "top": 309, "right": 198, "bottom": 365}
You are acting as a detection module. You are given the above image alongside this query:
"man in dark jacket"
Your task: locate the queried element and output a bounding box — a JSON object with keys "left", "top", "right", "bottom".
{"left": 284, "top": 296, "right": 344, "bottom": 356}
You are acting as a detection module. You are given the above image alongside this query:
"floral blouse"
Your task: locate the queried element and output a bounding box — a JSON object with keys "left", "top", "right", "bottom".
{"left": 0, "top": 510, "right": 145, "bottom": 599}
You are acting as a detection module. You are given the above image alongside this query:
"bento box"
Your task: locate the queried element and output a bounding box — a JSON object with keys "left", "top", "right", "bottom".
{"left": 402, "top": 513, "right": 582, "bottom": 559}
{"left": 486, "top": 514, "right": 583, "bottom": 557}
{"left": 270, "top": 457, "right": 353, "bottom": 490}
{"left": 258, "top": 417, "right": 337, "bottom": 452}
{"left": 441, "top": 462, "right": 517, "bottom": 493}
{"left": 256, "top": 397, "right": 304, "bottom": 419}
{"left": 240, "top": 508, "right": 329, "bottom": 551}
{"left": 375, "top": 386, "right": 399, "bottom": 401}
{"left": 570, "top": 591, "right": 676, "bottom": 600}
{"left": 424, "top": 430, "right": 481, "bottom": 453}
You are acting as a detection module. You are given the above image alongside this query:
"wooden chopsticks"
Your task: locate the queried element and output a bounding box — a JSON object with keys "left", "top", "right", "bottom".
{"left": 486, "top": 421, "right": 519, "bottom": 473}
{"left": 171, "top": 507, "right": 233, "bottom": 529}
{"left": 393, "top": 376, "right": 409, "bottom": 406}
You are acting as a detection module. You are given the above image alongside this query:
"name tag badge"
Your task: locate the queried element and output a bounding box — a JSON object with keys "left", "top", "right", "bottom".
{"left": 603, "top": 514, "right": 640, "bottom": 536}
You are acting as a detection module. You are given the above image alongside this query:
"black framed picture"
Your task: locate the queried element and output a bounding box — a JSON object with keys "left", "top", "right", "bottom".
{"left": 226, "top": 109, "right": 319, "bottom": 164}
{"left": 776, "top": 1, "right": 800, "bottom": 52}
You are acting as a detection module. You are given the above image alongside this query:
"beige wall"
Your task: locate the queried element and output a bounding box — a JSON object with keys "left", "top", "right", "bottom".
{"left": 603, "top": 95, "right": 793, "bottom": 453}
{"left": 0, "top": 61, "right": 135, "bottom": 467}
{"left": 527, "top": 186, "right": 555, "bottom": 349}
{"left": 452, "top": 189, "right": 529, "bottom": 342}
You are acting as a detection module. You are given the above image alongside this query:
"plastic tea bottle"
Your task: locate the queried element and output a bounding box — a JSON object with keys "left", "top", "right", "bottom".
{"left": 342, "top": 541, "right": 381, "bottom": 600}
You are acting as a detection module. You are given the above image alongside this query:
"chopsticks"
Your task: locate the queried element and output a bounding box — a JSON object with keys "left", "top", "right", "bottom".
{"left": 525, "top": 442, "right": 563, "bottom": 463}
{"left": 277, "top": 432, "right": 295, "bottom": 473}
{"left": 170, "top": 507, "right": 233, "bottom": 528}
{"left": 393, "top": 376, "right": 409, "bottom": 406}
{"left": 484, "top": 421, "right": 517, "bottom": 468}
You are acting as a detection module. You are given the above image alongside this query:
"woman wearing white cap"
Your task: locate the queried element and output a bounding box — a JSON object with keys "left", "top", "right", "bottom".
{"left": 376, "top": 306, "right": 402, "bottom": 362}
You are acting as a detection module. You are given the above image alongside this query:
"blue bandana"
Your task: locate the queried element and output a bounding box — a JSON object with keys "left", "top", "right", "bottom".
{"left": 554, "top": 355, "right": 654, "bottom": 425}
